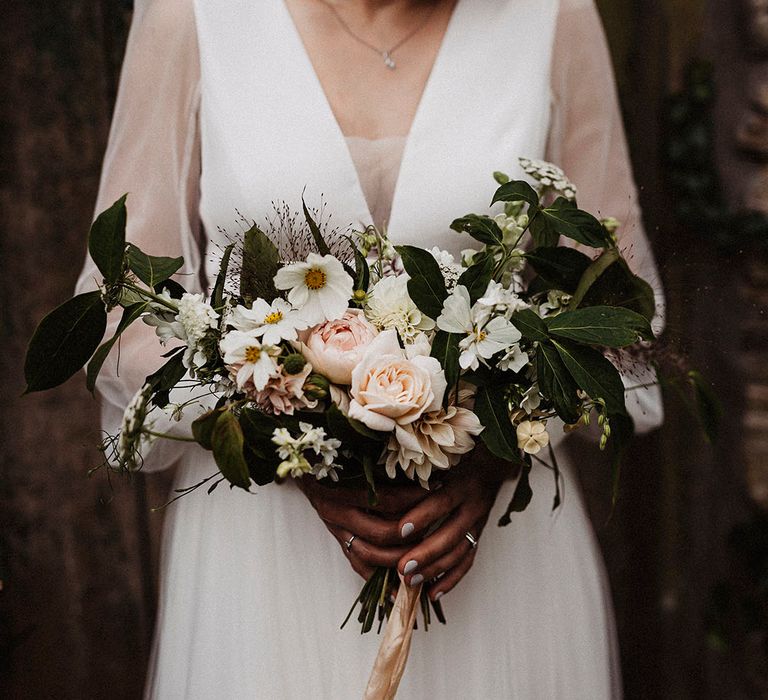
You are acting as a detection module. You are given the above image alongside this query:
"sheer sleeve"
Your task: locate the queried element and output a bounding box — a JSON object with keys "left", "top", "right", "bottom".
{"left": 547, "top": 0, "right": 664, "bottom": 432}
{"left": 75, "top": 0, "right": 209, "bottom": 471}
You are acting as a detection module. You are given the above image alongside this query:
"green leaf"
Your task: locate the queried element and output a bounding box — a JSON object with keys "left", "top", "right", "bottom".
{"left": 546, "top": 306, "right": 653, "bottom": 347}
{"left": 552, "top": 339, "right": 627, "bottom": 415}
{"left": 474, "top": 384, "right": 520, "bottom": 462}
{"left": 457, "top": 254, "right": 494, "bottom": 304}
{"left": 449, "top": 214, "right": 504, "bottom": 247}
{"left": 493, "top": 171, "right": 510, "bottom": 185}
{"left": 86, "top": 302, "right": 148, "bottom": 393}
{"left": 303, "top": 198, "right": 331, "bottom": 256}
{"left": 510, "top": 309, "right": 549, "bottom": 342}
{"left": 394, "top": 245, "right": 448, "bottom": 319}
{"left": 155, "top": 278, "right": 186, "bottom": 299}
{"left": 191, "top": 408, "right": 224, "bottom": 450}
{"left": 524, "top": 246, "right": 592, "bottom": 292}
{"left": 536, "top": 343, "right": 580, "bottom": 424}
{"left": 88, "top": 195, "right": 127, "bottom": 286}
{"left": 125, "top": 243, "right": 183, "bottom": 288}
{"left": 580, "top": 258, "right": 657, "bottom": 321}
{"left": 490, "top": 180, "right": 540, "bottom": 207}
{"left": 212, "top": 243, "right": 234, "bottom": 310}
{"left": 351, "top": 239, "right": 370, "bottom": 292}
{"left": 24, "top": 291, "right": 107, "bottom": 393}
{"left": 145, "top": 350, "right": 186, "bottom": 408}
{"left": 238, "top": 408, "right": 281, "bottom": 485}
{"left": 430, "top": 330, "right": 461, "bottom": 396}
{"left": 535, "top": 197, "right": 611, "bottom": 249}
{"left": 498, "top": 458, "right": 533, "bottom": 525}
{"left": 239, "top": 406, "right": 280, "bottom": 442}
{"left": 528, "top": 211, "right": 561, "bottom": 248}
{"left": 211, "top": 411, "right": 251, "bottom": 489}
{"left": 241, "top": 224, "right": 279, "bottom": 302}
{"left": 688, "top": 370, "right": 721, "bottom": 443}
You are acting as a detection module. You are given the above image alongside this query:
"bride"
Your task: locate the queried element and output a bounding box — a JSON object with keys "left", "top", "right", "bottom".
{"left": 77, "top": 0, "right": 664, "bottom": 697}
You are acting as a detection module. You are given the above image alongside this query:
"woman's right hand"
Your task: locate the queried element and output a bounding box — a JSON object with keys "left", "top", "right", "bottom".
{"left": 298, "top": 478, "right": 429, "bottom": 580}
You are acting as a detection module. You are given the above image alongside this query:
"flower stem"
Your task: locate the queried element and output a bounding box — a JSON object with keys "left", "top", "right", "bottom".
{"left": 144, "top": 430, "right": 196, "bottom": 442}
{"left": 123, "top": 282, "right": 179, "bottom": 312}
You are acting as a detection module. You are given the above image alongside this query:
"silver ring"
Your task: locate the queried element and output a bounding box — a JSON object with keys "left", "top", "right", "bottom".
{"left": 344, "top": 535, "right": 357, "bottom": 551}
{"left": 465, "top": 531, "right": 478, "bottom": 549}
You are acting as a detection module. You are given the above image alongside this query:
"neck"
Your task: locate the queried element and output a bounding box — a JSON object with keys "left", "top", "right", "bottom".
{"left": 338, "top": 0, "right": 436, "bottom": 20}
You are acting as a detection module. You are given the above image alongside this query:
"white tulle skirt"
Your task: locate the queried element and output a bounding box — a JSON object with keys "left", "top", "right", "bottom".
{"left": 145, "top": 441, "right": 621, "bottom": 699}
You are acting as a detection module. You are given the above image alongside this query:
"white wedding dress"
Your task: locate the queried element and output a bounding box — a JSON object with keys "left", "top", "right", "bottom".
{"left": 76, "top": 0, "right": 665, "bottom": 697}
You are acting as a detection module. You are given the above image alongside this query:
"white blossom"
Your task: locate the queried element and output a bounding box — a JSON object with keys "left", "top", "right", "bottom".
{"left": 516, "top": 419, "right": 550, "bottom": 455}
{"left": 229, "top": 297, "right": 308, "bottom": 345}
{"left": 274, "top": 253, "right": 354, "bottom": 325}
{"left": 436, "top": 285, "right": 522, "bottom": 371}
{"left": 429, "top": 247, "right": 464, "bottom": 289}
{"left": 518, "top": 157, "right": 577, "bottom": 200}
{"left": 271, "top": 423, "right": 342, "bottom": 480}
{"left": 364, "top": 275, "right": 435, "bottom": 343}
{"left": 219, "top": 330, "right": 280, "bottom": 392}
{"left": 175, "top": 293, "right": 220, "bottom": 369}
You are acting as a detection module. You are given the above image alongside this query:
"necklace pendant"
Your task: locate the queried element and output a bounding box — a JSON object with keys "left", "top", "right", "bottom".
{"left": 382, "top": 51, "right": 396, "bottom": 70}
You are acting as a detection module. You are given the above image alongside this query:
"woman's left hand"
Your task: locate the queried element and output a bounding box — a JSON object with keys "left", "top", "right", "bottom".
{"left": 394, "top": 447, "right": 516, "bottom": 601}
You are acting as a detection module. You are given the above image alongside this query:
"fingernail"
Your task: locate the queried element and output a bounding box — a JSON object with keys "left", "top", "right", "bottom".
{"left": 403, "top": 559, "right": 418, "bottom": 575}
{"left": 401, "top": 522, "right": 414, "bottom": 538}
{"left": 433, "top": 591, "right": 444, "bottom": 601}
{"left": 410, "top": 574, "right": 424, "bottom": 587}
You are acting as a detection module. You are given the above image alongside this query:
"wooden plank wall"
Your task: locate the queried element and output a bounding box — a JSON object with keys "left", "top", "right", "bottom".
{"left": 1, "top": 1, "right": 763, "bottom": 698}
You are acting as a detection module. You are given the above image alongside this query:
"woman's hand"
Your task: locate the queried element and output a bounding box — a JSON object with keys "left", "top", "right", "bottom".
{"left": 394, "top": 446, "right": 517, "bottom": 601}
{"left": 298, "top": 477, "right": 429, "bottom": 580}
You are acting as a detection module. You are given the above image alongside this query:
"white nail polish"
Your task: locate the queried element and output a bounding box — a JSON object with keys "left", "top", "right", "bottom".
{"left": 401, "top": 522, "right": 415, "bottom": 538}
{"left": 403, "top": 559, "right": 418, "bottom": 575}
{"left": 434, "top": 591, "right": 444, "bottom": 601}
{"left": 410, "top": 574, "right": 424, "bottom": 587}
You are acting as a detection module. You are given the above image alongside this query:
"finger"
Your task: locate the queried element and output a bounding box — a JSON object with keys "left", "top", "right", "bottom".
{"left": 318, "top": 505, "right": 403, "bottom": 546}
{"left": 397, "top": 503, "right": 477, "bottom": 576}
{"left": 326, "top": 525, "right": 376, "bottom": 580}
{"left": 372, "top": 482, "right": 432, "bottom": 516}
{"left": 327, "top": 524, "right": 410, "bottom": 569}
{"left": 427, "top": 548, "right": 477, "bottom": 600}
{"left": 404, "top": 535, "right": 471, "bottom": 586}
{"left": 396, "top": 486, "right": 459, "bottom": 540}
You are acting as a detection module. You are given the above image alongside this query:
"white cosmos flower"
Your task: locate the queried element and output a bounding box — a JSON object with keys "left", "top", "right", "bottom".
{"left": 365, "top": 275, "right": 435, "bottom": 343}
{"left": 229, "top": 298, "right": 308, "bottom": 345}
{"left": 219, "top": 330, "right": 280, "bottom": 392}
{"left": 436, "top": 285, "right": 522, "bottom": 371}
{"left": 274, "top": 253, "right": 354, "bottom": 325}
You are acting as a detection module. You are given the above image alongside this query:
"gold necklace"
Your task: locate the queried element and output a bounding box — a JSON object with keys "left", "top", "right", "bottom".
{"left": 316, "top": 0, "right": 440, "bottom": 70}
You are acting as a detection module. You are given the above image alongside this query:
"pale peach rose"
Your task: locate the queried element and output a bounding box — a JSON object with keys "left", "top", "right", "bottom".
{"left": 295, "top": 309, "right": 378, "bottom": 385}
{"left": 348, "top": 330, "right": 447, "bottom": 433}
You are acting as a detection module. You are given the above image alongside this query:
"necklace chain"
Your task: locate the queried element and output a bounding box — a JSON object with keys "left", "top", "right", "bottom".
{"left": 315, "top": 0, "right": 440, "bottom": 70}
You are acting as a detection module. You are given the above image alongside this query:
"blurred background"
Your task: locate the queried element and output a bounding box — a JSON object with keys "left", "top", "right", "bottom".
{"left": 1, "top": 1, "right": 767, "bottom": 698}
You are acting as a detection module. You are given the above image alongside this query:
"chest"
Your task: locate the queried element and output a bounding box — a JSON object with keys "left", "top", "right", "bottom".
{"left": 193, "top": 0, "right": 560, "bottom": 282}
{"left": 283, "top": 0, "right": 457, "bottom": 139}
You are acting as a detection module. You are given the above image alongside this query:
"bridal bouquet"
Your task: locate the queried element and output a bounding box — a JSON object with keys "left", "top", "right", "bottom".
{"left": 24, "top": 158, "right": 712, "bottom": 647}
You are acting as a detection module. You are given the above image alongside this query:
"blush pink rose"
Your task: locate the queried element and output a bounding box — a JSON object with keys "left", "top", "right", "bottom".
{"left": 348, "top": 330, "right": 447, "bottom": 433}
{"left": 295, "top": 308, "right": 378, "bottom": 385}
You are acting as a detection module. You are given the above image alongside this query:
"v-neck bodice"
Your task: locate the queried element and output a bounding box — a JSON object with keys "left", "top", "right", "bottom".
{"left": 345, "top": 135, "right": 407, "bottom": 231}
{"left": 194, "top": 0, "right": 560, "bottom": 285}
